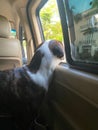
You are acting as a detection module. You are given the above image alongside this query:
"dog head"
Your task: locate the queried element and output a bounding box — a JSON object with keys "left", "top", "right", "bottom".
{"left": 28, "top": 40, "right": 64, "bottom": 73}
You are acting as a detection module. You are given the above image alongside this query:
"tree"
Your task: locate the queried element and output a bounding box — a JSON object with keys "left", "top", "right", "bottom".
{"left": 40, "top": 0, "right": 63, "bottom": 41}
{"left": 90, "top": 0, "right": 98, "bottom": 8}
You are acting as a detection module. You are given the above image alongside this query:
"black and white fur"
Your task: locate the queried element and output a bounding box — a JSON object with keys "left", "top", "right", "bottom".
{"left": 27, "top": 40, "right": 64, "bottom": 90}
{"left": 0, "top": 40, "right": 64, "bottom": 129}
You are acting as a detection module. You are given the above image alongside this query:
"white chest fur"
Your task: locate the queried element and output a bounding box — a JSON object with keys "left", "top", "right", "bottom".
{"left": 27, "top": 67, "right": 52, "bottom": 91}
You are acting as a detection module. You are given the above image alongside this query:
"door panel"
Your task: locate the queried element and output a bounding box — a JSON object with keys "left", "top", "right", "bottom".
{"left": 48, "top": 64, "right": 98, "bottom": 130}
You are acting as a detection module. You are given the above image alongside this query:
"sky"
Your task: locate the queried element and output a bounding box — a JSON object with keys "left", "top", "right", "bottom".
{"left": 69, "top": 0, "right": 92, "bottom": 14}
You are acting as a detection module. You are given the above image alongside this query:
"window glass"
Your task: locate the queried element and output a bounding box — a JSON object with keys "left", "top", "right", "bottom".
{"left": 40, "top": 0, "right": 63, "bottom": 42}
{"left": 65, "top": 0, "right": 98, "bottom": 63}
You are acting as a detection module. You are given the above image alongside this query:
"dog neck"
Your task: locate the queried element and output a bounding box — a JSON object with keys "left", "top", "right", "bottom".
{"left": 27, "top": 57, "right": 60, "bottom": 91}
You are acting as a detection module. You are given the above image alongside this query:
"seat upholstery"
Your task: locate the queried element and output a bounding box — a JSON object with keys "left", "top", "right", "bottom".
{"left": 0, "top": 15, "right": 22, "bottom": 70}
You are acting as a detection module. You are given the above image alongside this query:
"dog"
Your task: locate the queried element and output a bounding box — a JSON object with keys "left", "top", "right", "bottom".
{"left": 0, "top": 40, "right": 64, "bottom": 129}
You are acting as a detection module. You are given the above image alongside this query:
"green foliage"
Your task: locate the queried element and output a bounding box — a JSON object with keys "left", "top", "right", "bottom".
{"left": 40, "top": 0, "right": 63, "bottom": 41}
{"left": 92, "top": 0, "right": 98, "bottom": 8}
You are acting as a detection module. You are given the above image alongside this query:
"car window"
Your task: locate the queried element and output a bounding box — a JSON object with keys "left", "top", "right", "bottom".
{"left": 66, "top": 0, "right": 98, "bottom": 64}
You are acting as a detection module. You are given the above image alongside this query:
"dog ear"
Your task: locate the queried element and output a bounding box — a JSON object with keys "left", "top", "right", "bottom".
{"left": 28, "top": 50, "right": 44, "bottom": 73}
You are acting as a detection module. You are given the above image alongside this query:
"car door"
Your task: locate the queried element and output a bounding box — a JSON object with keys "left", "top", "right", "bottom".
{"left": 36, "top": 0, "right": 98, "bottom": 130}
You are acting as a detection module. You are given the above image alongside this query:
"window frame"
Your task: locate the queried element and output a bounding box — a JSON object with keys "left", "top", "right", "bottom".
{"left": 36, "top": 0, "right": 48, "bottom": 41}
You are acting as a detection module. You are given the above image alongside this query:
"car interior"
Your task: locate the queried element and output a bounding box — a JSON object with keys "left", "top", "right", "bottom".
{"left": 0, "top": 0, "right": 98, "bottom": 130}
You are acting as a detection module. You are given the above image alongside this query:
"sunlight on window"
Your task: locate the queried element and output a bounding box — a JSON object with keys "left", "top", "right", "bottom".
{"left": 40, "top": 0, "right": 63, "bottom": 42}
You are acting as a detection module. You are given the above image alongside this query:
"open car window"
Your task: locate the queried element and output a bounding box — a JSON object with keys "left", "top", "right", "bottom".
{"left": 39, "top": 0, "right": 63, "bottom": 42}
